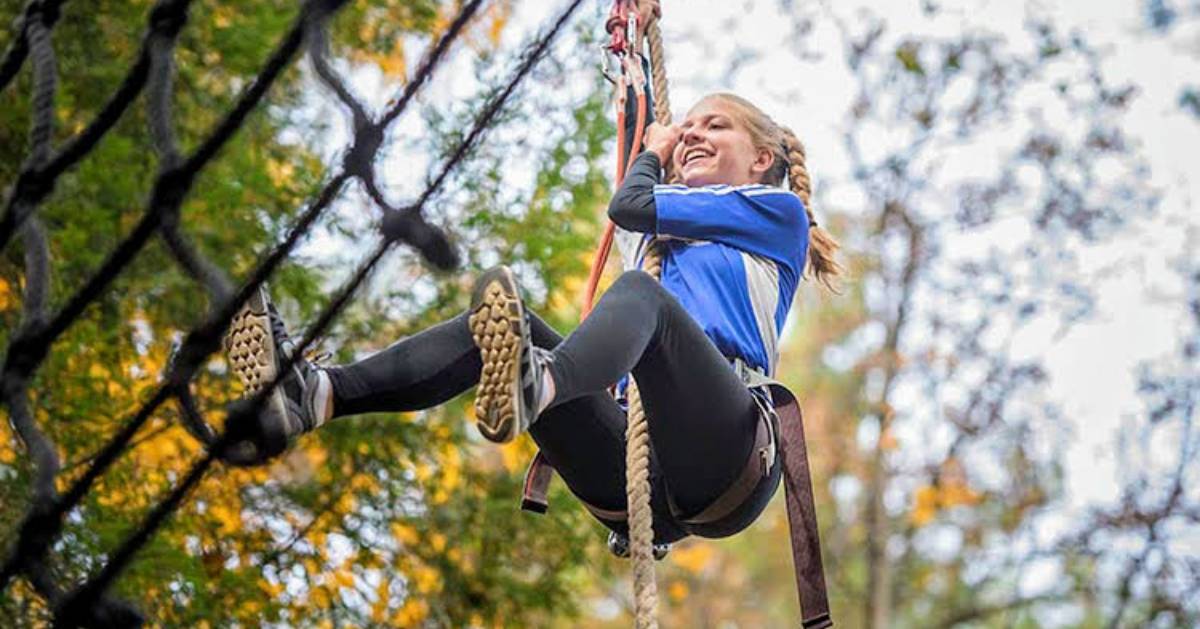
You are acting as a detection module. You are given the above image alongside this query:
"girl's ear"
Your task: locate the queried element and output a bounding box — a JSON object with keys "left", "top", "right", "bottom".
{"left": 751, "top": 147, "right": 774, "bottom": 179}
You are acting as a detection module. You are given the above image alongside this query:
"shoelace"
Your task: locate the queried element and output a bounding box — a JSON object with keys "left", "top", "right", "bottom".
{"left": 266, "top": 304, "right": 298, "bottom": 360}
{"left": 305, "top": 350, "right": 332, "bottom": 367}
{"left": 266, "top": 304, "right": 330, "bottom": 369}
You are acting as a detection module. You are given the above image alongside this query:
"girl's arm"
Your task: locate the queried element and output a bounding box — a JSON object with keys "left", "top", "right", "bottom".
{"left": 608, "top": 120, "right": 682, "bottom": 233}
{"left": 607, "top": 152, "right": 661, "bottom": 232}
{"left": 608, "top": 53, "right": 660, "bottom": 232}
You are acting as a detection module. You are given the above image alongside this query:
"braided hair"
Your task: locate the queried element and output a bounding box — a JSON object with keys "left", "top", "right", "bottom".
{"left": 697, "top": 93, "right": 843, "bottom": 291}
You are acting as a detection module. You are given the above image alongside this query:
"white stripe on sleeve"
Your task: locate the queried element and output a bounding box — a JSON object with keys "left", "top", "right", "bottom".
{"left": 741, "top": 251, "right": 781, "bottom": 375}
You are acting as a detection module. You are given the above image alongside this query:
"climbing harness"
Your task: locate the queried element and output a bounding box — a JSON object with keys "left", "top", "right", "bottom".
{"left": 519, "top": 2, "right": 834, "bottom": 627}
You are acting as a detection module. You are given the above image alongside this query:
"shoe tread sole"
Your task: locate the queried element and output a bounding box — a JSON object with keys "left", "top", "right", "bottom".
{"left": 469, "top": 268, "right": 526, "bottom": 443}
{"left": 225, "top": 289, "right": 278, "bottom": 395}
{"left": 224, "top": 288, "right": 292, "bottom": 445}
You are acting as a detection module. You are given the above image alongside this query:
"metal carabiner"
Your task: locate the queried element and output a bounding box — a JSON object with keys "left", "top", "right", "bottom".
{"left": 604, "top": 0, "right": 632, "bottom": 56}
{"left": 623, "top": 53, "right": 645, "bottom": 95}
{"left": 607, "top": 531, "right": 671, "bottom": 561}
{"left": 600, "top": 44, "right": 622, "bottom": 85}
{"left": 626, "top": 7, "right": 641, "bottom": 55}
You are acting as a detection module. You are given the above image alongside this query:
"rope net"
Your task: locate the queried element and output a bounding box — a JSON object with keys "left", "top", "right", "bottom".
{"left": 0, "top": 0, "right": 585, "bottom": 624}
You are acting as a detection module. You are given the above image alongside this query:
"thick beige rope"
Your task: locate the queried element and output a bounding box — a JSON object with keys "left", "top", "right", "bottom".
{"left": 644, "top": 15, "right": 671, "bottom": 126}
{"left": 624, "top": 244, "right": 662, "bottom": 629}
{"left": 624, "top": 2, "right": 671, "bottom": 627}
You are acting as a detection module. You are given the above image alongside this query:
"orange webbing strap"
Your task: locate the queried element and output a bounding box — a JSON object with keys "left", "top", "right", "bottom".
{"left": 582, "top": 61, "right": 647, "bottom": 320}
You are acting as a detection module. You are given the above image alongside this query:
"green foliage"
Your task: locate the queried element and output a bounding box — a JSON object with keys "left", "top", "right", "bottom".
{"left": 894, "top": 42, "right": 924, "bottom": 76}
{"left": 2, "top": 1, "right": 617, "bottom": 626}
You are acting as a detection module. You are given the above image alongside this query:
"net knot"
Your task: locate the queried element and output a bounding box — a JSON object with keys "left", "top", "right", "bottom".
{"left": 380, "top": 208, "right": 458, "bottom": 270}
{"left": 343, "top": 120, "right": 383, "bottom": 180}
{"left": 148, "top": 0, "right": 190, "bottom": 39}
{"left": 4, "top": 324, "right": 49, "bottom": 379}
{"left": 151, "top": 166, "right": 195, "bottom": 215}
{"left": 305, "top": 0, "right": 352, "bottom": 21}
{"left": 57, "top": 592, "right": 146, "bottom": 629}
{"left": 27, "top": 0, "right": 64, "bottom": 28}
{"left": 14, "top": 167, "right": 54, "bottom": 207}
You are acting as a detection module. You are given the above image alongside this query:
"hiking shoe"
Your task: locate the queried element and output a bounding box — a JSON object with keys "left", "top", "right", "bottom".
{"left": 225, "top": 285, "right": 332, "bottom": 447}
{"left": 468, "top": 266, "right": 552, "bottom": 443}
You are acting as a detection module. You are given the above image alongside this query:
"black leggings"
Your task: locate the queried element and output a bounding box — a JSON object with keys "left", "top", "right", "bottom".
{"left": 325, "top": 270, "right": 780, "bottom": 543}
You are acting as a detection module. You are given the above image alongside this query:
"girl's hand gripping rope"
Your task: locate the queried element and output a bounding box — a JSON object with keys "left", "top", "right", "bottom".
{"left": 644, "top": 122, "right": 682, "bottom": 165}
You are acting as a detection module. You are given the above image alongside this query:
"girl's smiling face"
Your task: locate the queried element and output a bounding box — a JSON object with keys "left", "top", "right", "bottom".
{"left": 674, "top": 98, "right": 775, "bottom": 187}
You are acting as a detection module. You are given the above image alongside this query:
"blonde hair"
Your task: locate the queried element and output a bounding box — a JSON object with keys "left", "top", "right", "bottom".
{"left": 694, "top": 93, "right": 842, "bottom": 292}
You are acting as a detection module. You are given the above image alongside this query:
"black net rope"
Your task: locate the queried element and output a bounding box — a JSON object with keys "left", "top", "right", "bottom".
{"left": 0, "top": 0, "right": 587, "bottom": 625}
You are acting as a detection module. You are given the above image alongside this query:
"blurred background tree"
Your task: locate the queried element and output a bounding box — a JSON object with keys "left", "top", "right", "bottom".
{"left": 586, "top": 2, "right": 1199, "bottom": 627}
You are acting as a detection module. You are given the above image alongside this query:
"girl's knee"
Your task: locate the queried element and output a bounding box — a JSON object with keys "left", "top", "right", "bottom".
{"left": 614, "top": 269, "right": 667, "bottom": 298}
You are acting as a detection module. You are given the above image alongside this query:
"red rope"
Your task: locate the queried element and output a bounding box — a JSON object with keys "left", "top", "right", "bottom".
{"left": 583, "top": 89, "right": 648, "bottom": 319}
{"left": 582, "top": 0, "right": 650, "bottom": 319}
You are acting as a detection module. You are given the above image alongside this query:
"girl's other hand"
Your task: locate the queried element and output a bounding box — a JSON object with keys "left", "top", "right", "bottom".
{"left": 644, "top": 122, "right": 682, "bottom": 165}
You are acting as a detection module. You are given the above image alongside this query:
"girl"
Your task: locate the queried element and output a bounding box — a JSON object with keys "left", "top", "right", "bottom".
{"left": 225, "top": 92, "right": 841, "bottom": 547}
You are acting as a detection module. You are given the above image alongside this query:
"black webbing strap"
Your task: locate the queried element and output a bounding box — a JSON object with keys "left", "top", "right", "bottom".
{"left": 768, "top": 383, "right": 833, "bottom": 628}
{"left": 521, "top": 450, "right": 553, "bottom": 514}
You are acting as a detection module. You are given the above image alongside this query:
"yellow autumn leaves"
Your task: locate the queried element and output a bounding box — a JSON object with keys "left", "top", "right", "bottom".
{"left": 0, "top": 411, "right": 16, "bottom": 466}
{"left": 909, "top": 458, "right": 983, "bottom": 527}
{"left": 355, "top": 1, "right": 514, "bottom": 81}
{"left": 408, "top": 440, "right": 464, "bottom": 504}
{"left": 670, "top": 542, "right": 714, "bottom": 574}
{"left": 662, "top": 542, "right": 714, "bottom": 603}
{"left": 0, "top": 276, "right": 12, "bottom": 311}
